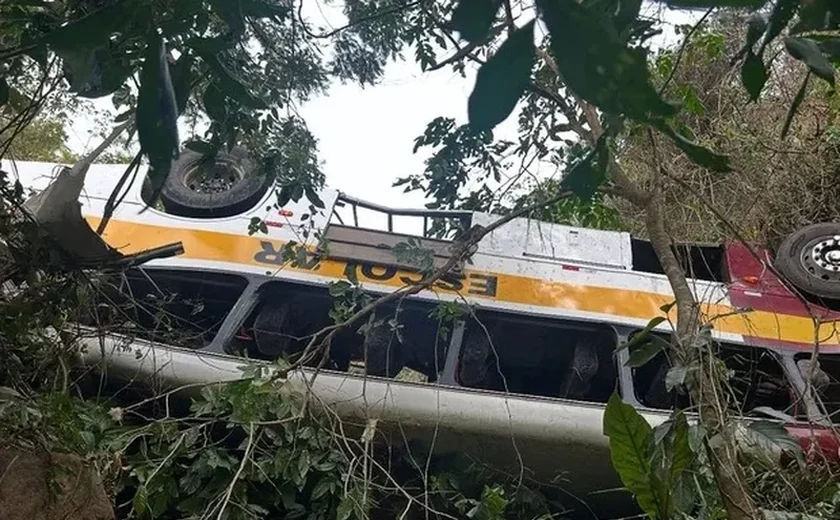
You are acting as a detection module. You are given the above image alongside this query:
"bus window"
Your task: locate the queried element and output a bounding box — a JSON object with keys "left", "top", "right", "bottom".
{"left": 457, "top": 314, "right": 618, "bottom": 402}
{"left": 720, "top": 344, "right": 794, "bottom": 416}
{"left": 632, "top": 337, "right": 795, "bottom": 416}
{"left": 796, "top": 354, "right": 840, "bottom": 422}
{"left": 630, "top": 338, "right": 686, "bottom": 410}
{"left": 229, "top": 281, "right": 451, "bottom": 379}
{"left": 83, "top": 269, "right": 249, "bottom": 349}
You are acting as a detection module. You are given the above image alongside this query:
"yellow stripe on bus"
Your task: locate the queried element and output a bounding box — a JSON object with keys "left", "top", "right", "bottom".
{"left": 87, "top": 217, "right": 840, "bottom": 349}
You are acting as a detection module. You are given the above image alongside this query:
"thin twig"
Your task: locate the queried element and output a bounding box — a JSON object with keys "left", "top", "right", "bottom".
{"left": 304, "top": 0, "right": 427, "bottom": 39}
{"left": 292, "top": 188, "right": 576, "bottom": 368}
{"left": 659, "top": 7, "right": 714, "bottom": 96}
{"left": 96, "top": 150, "right": 142, "bottom": 235}
{"left": 216, "top": 423, "right": 255, "bottom": 520}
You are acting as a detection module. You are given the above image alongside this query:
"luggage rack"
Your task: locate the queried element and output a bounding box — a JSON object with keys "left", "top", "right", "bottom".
{"left": 325, "top": 194, "right": 474, "bottom": 273}
{"left": 332, "top": 193, "right": 472, "bottom": 240}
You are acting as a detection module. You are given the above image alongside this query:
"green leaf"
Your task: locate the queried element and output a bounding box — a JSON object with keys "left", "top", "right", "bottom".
{"left": 647, "top": 413, "right": 694, "bottom": 519}
{"left": 604, "top": 393, "right": 660, "bottom": 516}
{"left": 203, "top": 54, "right": 267, "bottom": 109}
{"left": 210, "top": 0, "right": 245, "bottom": 35}
{"left": 791, "top": 0, "right": 827, "bottom": 34}
{"left": 450, "top": 0, "right": 502, "bottom": 44}
{"left": 664, "top": 0, "right": 767, "bottom": 6}
{"left": 785, "top": 37, "right": 836, "bottom": 86}
{"left": 44, "top": 3, "right": 130, "bottom": 50}
{"left": 781, "top": 71, "right": 810, "bottom": 139}
{"left": 241, "top": 0, "right": 291, "bottom": 18}
{"left": 468, "top": 21, "right": 536, "bottom": 132}
{"left": 187, "top": 35, "right": 236, "bottom": 55}
{"left": 305, "top": 187, "right": 325, "bottom": 208}
{"left": 743, "top": 420, "right": 804, "bottom": 466}
{"left": 170, "top": 53, "right": 194, "bottom": 114}
{"left": 297, "top": 449, "right": 310, "bottom": 484}
{"left": 58, "top": 44, "right": 133, "bottom": 99}
{"left": 560, "top": 140, "right": 608, "bottom": 200}
{"left": 311, "top": 477, "right": 333, "bottom": 500}
{"left": 668, "top": 412, "right": 693, "bottom": 482}
{"left": 750, "top": 406, "right": 796, "bottom": 422}
{"left": 185, "top": 140, "right": 214, "bottom": 155}
{"left": 337, "top": 495, "right": 355, "bottom": 520}
{"left": 477, "top": 485, "right": 509, "bottom": 518}
{"left": 537, "top": 0, "right": 676, "bottom": 122}
{"left": 763, "top": 0, "right": 800, "bottom": 53}
{"left": 133, "top": 485, "right": 149, "bottom": 515}
{"left": 615, "top": 0, "right": 644, "bottom": 34}
{"left": 654, "top": 122, "right": 731, "bottom": 172}
{"left": 665, "top": 365, "right": 688, "bottom": 392}
{"left": 745, "top": 13, "right": 768, "bottom": 51}
{"left": 741, "top": 51, "right": 768, "bottom": 102}
{"left": 618, "top": 316, "right": 666, "bottom": 352}
{"left": 329, "top": 281, "right": 351, "bottom": 296}
{"left": 626, "top": 337, "right": 668, "bottom": 368}
{"left": 819, "top": 38, "right": 840, "bottom": 63}
{"left": 0, "top": 79, "right": 8, "bottom": 107}
{"left": 203, "top": 83, "right": 227, "bottom": 122}
{"left": 137, "top": 33, "right": 179, "bottom": 198}
{"left": 80, "top": 430, "right": 95, "bottom": 448}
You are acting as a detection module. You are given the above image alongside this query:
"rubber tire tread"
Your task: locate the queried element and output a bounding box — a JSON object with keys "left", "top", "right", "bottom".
{"left": 775, "top": 222, "right": 840, "bottom": 300}
{"left": 364, "top": 324, "right": 404, "bottom": 378}
{"left": 159, "top": 146, "right": 273, "bottom": 218}
{"left": 253, "top": 303, "right": 294, "bottom": 358}
{"left": 457, "top": 331, "right": 492, "bottom": 388}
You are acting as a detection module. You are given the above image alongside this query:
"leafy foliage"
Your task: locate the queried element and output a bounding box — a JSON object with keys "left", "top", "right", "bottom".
{"left": 1, "top": 117, "right": 76, "bottom": 162}
{"left": 4, "top": 2, "right": 840, "bottom": 520}
{"left": 468, "top": 21, "right": 536, "bottom": 132}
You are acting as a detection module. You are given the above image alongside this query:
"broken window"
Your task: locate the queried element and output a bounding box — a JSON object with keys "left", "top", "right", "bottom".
{"left": 231, "top": 281, "right": 451, "bottom": 379}
{"left": 83, "top": 268, "right": 248, "bottom": 349}
{"left": 631, "top": 239, "right": 725, "bottom": 282}
{"left": 456, "top": 312, "right": 618, "bottom": 402}
{"left": 632, "top": 336, "right": 796, "bottom": 417}
{"left": 796, "top": 354, "right": 840, "bottom": 422}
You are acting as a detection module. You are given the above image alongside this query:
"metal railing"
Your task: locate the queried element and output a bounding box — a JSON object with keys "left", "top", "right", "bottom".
{"left": 333, "top": 193, "right": 472, "bottom": 239}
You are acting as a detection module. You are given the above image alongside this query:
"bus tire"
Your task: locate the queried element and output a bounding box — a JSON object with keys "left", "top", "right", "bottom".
{"left": 159, "top": 146, "right": 273, "bottom": 218}
{"left": 363, "top": 324, "right": 403, "bottom": 377}
{"left": 458, "top": 332, "right": 492, "bottom": 387}
{"left": 253, "top": 303, "right": 296, "bottom": 358}
{"left": 775, "top": 222, "right": 840, "bottom": 300}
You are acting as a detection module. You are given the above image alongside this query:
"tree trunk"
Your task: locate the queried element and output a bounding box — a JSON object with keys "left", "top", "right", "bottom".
{"left": 642, "top": 180, "right": 759, "bottom": 520}
{"left": 531, "top": 53, "right": 759, "bottom": 516}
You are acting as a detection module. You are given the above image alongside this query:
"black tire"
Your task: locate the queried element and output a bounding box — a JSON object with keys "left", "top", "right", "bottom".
{"left": 457, "top": 332, "right": 492, "bottom": 388}
{"left": 363, "top": 324, "right": 404, "bottom": 378}
{"left": 252, "top": 303, "right": 295, "bottom": 358}
{"left": 775, "top": 222, "right": 840, "bottom": 299}
{"left": 159, "top": 146, "right": 273, "bottom": 218}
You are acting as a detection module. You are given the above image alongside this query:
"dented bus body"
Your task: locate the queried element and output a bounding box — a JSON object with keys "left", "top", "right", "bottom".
{"left": 6, "top": 156, "right": 840, "bottom": 514}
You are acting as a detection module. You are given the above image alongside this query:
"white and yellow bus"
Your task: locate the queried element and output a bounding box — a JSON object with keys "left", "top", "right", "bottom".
{"left": 6, "top": 148, "right": 840, "bottom": 512}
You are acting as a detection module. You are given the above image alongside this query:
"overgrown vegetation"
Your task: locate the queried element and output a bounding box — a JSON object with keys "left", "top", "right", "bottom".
{"left": 2, "top": 0, "right": 840, "bottom": 519}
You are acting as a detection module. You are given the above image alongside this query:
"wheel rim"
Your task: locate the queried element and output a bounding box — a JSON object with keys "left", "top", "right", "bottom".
{"left": 183, "top": 160, "right": 242, "bottom": 194}
{"left": 800, "top": 234, "right": 840, "bottom": 283}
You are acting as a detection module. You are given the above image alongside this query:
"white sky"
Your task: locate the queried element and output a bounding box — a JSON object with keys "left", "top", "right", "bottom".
{"left": 63, "top": 3, "right": 702, "bottom": 210}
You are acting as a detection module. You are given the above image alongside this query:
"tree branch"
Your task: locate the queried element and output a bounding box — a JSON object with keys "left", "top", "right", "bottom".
{"left": 645, "top": 131, "right": 759, "bottom": 520}
{"left": 659, "top": 7, "right": 714, "bottom": 95}
{"left": 502, "top": 0, "right": 516, "bottom": 34}
{"left": 293, "top": 189, "right": 576, "bottom": 367}
{"left": 302, "top": 0, "right": 428, "bottom": 39}
{"left": 526, "top": 83, "right": 593, "bottom": 144}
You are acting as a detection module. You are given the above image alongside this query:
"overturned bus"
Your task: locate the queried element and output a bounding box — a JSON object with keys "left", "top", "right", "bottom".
{"left": 5, "top": 148, "right": 840, "bottom": 513}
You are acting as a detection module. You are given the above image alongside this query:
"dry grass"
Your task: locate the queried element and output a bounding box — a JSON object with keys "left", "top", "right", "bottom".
{"left": 615, "top": 15, "right": 840, "bottom": 249}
